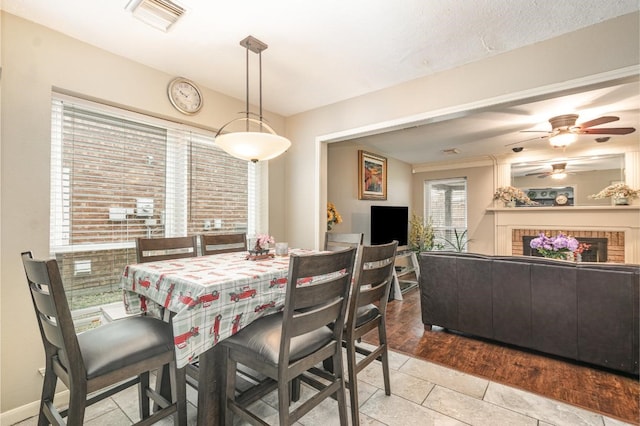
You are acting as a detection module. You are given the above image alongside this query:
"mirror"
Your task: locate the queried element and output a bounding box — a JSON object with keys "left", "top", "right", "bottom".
{"left": 511, "top": 154, "right": 624, "bottom": 206}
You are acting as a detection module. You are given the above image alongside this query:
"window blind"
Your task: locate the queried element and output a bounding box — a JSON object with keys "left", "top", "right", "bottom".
{"left": 425, "top": 178, "right": 468, "bottom": 250}
{"left": 50, "top": 94, "right": 263, "bottom": 309}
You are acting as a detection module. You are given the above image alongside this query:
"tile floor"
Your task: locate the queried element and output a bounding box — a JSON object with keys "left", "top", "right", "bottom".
{"left": 13, "top": 344, "right": 635, "bottom": 426}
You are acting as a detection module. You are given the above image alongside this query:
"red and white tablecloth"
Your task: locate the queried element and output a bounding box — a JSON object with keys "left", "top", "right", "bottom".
{"left": 120, "top": 249, "right": 315, "bottom": 368}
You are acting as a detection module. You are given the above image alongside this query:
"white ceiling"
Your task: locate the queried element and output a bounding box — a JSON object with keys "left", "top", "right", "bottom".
{"left": 2, "top": 0, "right": 639, "bottom": 164}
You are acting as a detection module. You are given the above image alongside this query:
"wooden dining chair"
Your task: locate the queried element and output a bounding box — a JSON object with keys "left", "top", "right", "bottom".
{"left": 135, "top": 236, "right": 198, "bottom": 263}
{"left": 341, "top": 240, "right": 398, "bottom": 425}
{"left": 200, "top": 233, "right": 247, "bottom": 256}
{"left": 324, "top": 232, "right": 363, "bottom": 251}
{"left": 221, "top": 248, "right": 357, "bottom": 425}
{"left": 21, "top": 251, "right": 187, "bottom": 426}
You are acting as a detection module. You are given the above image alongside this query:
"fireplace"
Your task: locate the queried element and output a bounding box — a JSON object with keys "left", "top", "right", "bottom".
{"left": 522, "top": 236, "right": 608, "bottom": 262}
{"left": 511, "top": 229, "right": 625, "bottom": 263}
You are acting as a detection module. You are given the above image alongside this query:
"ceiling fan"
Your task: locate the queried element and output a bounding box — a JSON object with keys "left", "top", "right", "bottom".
{"left": 507, "top": 114, "right": 636, "bottom": 148}
{"left": 525, "top": 162, "right": 572, "bottom": 179}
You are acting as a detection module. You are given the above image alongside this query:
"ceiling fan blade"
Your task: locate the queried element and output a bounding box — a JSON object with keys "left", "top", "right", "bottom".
{"left": 579, "top": 127, "right": 636, "bottom": 135}
{"left": 505, "top": 135, "right": 549, "bottom": 147}
{"left": 578, "top": 116, "right": 619, "bottom": 129}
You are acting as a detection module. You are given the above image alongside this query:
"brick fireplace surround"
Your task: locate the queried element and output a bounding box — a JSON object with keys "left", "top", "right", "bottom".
{"left": 512, "top": 229, "right": 625, "bottom": 263}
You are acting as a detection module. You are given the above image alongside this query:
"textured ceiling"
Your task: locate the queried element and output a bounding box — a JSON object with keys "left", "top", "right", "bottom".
{"left": 2, "top": 0, "right": 638, "bottom": 116}
{"left": 2, "top": 0, "right": 639, "bottom": 166}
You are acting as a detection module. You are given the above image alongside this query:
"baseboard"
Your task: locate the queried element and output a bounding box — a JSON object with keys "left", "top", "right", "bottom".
{"left": 0, "top": 389, "right": 69, "bottom": 425}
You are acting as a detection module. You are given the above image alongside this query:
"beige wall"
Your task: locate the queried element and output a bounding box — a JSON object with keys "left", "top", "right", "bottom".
{"left": 283, "top": 12, "right": 639, "bottom": 252}
{"left": 0, "top": 12, "right": 287, "bottom": 418}
{"left": 1, "top": 9, "right": 639, "bottom": 422}
{"left": 411, "top": 165, "right": 496, "bottom": 255}
{"left": 327, "top": 141, "right": 412, "bottom": 243}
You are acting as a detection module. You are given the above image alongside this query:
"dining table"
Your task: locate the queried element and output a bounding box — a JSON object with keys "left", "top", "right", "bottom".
{"left": 120, "top": 248, "right": 316, "bottom": 424}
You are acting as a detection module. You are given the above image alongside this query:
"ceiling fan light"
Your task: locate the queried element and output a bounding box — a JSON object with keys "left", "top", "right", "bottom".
{"left": 551, "top": 172, "right": 567, "bottom": 180}
{"left": 549, "top": 131, "right": 577, "bottom": 147}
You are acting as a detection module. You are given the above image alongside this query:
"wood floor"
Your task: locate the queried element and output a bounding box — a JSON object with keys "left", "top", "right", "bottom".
{"left": 362, "top": 287, "right": 640, "bottom": 425}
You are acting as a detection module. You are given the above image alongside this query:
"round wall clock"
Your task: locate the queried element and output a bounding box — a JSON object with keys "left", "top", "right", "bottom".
{"left": 555, "top": 194, "right": 569, "bottom": 206}
{"left": 167, "top": 77, "right": 203, "bottom": 115}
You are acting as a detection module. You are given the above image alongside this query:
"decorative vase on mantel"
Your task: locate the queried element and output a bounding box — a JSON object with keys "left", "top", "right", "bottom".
{"left": 504, "top": 200, "right": 516, "bottom": 208}
{"left": 614, "top": 196, "right": 629, "bottom": 206}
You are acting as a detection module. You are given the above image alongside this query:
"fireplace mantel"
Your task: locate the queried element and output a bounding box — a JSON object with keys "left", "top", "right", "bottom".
{"left": 487, "top": 205, "right": 640, "bottom": 263}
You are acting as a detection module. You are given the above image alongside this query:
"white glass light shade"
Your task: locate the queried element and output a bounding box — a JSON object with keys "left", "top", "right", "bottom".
{"left": 551, "top": 172, "right": 567, "bottom": 180}
{"left": 548, "top": 131, "right": 577, "bottom": 147}
{"left": 215, "top": 131, "right": 291, "bottom": 163}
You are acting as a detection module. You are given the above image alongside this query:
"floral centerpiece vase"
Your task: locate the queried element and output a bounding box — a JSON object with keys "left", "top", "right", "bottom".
{"left": 529, "top": 232, "right": 579, "bottom": 261}
{"left": 246, "top": 234, "right": 275, "bottom": 261}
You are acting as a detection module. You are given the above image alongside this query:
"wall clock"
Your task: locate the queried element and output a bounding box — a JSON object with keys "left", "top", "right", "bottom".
{"left": 554, "top": 194, "right": 569, "bottom": 206}
{"left": 167, "top": 77, "right": 203, "bottom": 115}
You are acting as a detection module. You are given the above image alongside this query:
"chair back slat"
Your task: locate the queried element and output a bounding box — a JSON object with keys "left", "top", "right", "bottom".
{"left": 324, "top": 233, "right": 363, "bottom": 252}
{"left": 200, "top": 233, "right": 247, "bottom": 256}
{"left": 29, "top": 281, "right": 57, "bottom": 317}
{"left": 291, "top": 298, "right": 343, "bottom": 336}
{"left": 38, "top": 311, "right": 65, "bottom": 350}
{"left": 280, "top": 248, "right": 357, "bottom": 361}
{"left": 347, "top": 241, "right": 398, "bottom": 332}
{"left": 136, "top": 236, "right": 198, "bottom": 263}
{"left": 21, "top": 252, "right": 83, "bottom": 370}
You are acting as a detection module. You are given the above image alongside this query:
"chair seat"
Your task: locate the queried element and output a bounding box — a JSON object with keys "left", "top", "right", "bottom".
{"left": 355, "top": 304, "right": 380, "bottom": 327}
{"left": 63, "top": 317, "right": 174, "bottom": 379}
{"left": 222, "top": 312, "right": 333, "bottom": 367}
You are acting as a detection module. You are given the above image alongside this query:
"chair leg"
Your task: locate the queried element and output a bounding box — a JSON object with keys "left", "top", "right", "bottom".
{"left": 332, "top": 352, "right": 349, "bottom": 426}
{"left": 345, "top": 342, "right": 360, "bottom": 426}
{"left": 66, "top": 384, "right": 88, "bottom": 425}
{"left": 38, "top": 364, "right": 57, "bottom": 426}
{"left": 290, "top": 378, "right": 301, "bottom": 403}
{"left": 223, "top": 348, "right": 237, "bottom": 426}
{"left": 170, "top": 362, "right": 188, "bottom": 426}
{"left": 139, "top": 371, "right": 150, "bottom": 420}
{"left": 379, "top": 324, "right": 391, "bottom": 396}
{"left": 277, "top": 379, "right": 291, "bottom": 426}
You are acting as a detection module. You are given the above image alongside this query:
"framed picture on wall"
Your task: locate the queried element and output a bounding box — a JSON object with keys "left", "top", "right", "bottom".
{"left": 358, "top": 150, "right": 387, "bottom": 200}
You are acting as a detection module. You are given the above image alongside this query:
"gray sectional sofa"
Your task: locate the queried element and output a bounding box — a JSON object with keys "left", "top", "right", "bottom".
{"left": 418, "top": 252, "right": 639, "bottom": 375}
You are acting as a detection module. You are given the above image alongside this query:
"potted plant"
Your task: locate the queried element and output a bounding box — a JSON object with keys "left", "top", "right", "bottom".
{"left": 327, "top": 202, "right": 343, "bottom": 230}
{"left": 408, "top": 214, "right": 443, "bottom": 253}
{"left": 442, "top": 229, "right": 470, "bottom": 252}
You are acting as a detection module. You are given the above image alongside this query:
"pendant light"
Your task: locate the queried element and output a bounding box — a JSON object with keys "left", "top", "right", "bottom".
{"left": 215, "top": 36, "right": 291, "bottom": 163}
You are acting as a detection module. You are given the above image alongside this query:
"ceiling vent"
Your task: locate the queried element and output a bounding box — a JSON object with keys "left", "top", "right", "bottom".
{"left": 125, "top": 0, "right": 185, "bottom": 32}
{"left": 442, "top": 148, "right": 460, "bottom": 155}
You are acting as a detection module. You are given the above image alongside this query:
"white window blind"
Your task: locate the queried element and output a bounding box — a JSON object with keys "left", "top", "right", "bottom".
{"left": 425, "top": 178, "right": 468, "bottom": 251}
{"left": 50, "top": 94, "right": 264, "bottom": 309}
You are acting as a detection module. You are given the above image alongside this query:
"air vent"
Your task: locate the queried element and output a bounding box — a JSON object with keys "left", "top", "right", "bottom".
{"left": 442, "top": 148, "right": 460, "bottom": 155}
{"left": 125, "top": 0, "right": 185, "bottom": 32}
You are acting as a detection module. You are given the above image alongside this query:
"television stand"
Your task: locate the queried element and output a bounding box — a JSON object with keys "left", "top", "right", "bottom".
{"left": 391, "top": 250, "right": 419, "bottom": 301}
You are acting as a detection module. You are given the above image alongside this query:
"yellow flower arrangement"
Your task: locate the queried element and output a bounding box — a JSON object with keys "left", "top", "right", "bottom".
{"left": 327, "top": 202, "right": 342, "bottom": 230}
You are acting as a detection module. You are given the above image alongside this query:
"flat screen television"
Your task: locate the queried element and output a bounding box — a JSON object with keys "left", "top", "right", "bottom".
{"left": 370, "top": 205, "right": 409, "bottom": 247}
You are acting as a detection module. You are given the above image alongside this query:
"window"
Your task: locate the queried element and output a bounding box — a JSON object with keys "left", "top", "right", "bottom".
{"left": 50, "top": 94, "right": 264, "bottom": 310}
{"left": 425, "top": 178, "right": 468, "bottom": 251}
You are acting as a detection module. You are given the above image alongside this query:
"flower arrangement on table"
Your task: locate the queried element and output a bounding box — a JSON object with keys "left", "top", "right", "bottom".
{"left": 493, "top": 186, "right": 537, "bottom": 206}
{"left": 327, "top": 202, "right": 343, "bottom": 230}
{"left": 529, "top": 232, "right": 580, "bottom": 260}
{"left": 588, "top": 183, "right": 640, "bottom": 204}
{"left": 247, "top": 234, "right": 275, "bottom": 260}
